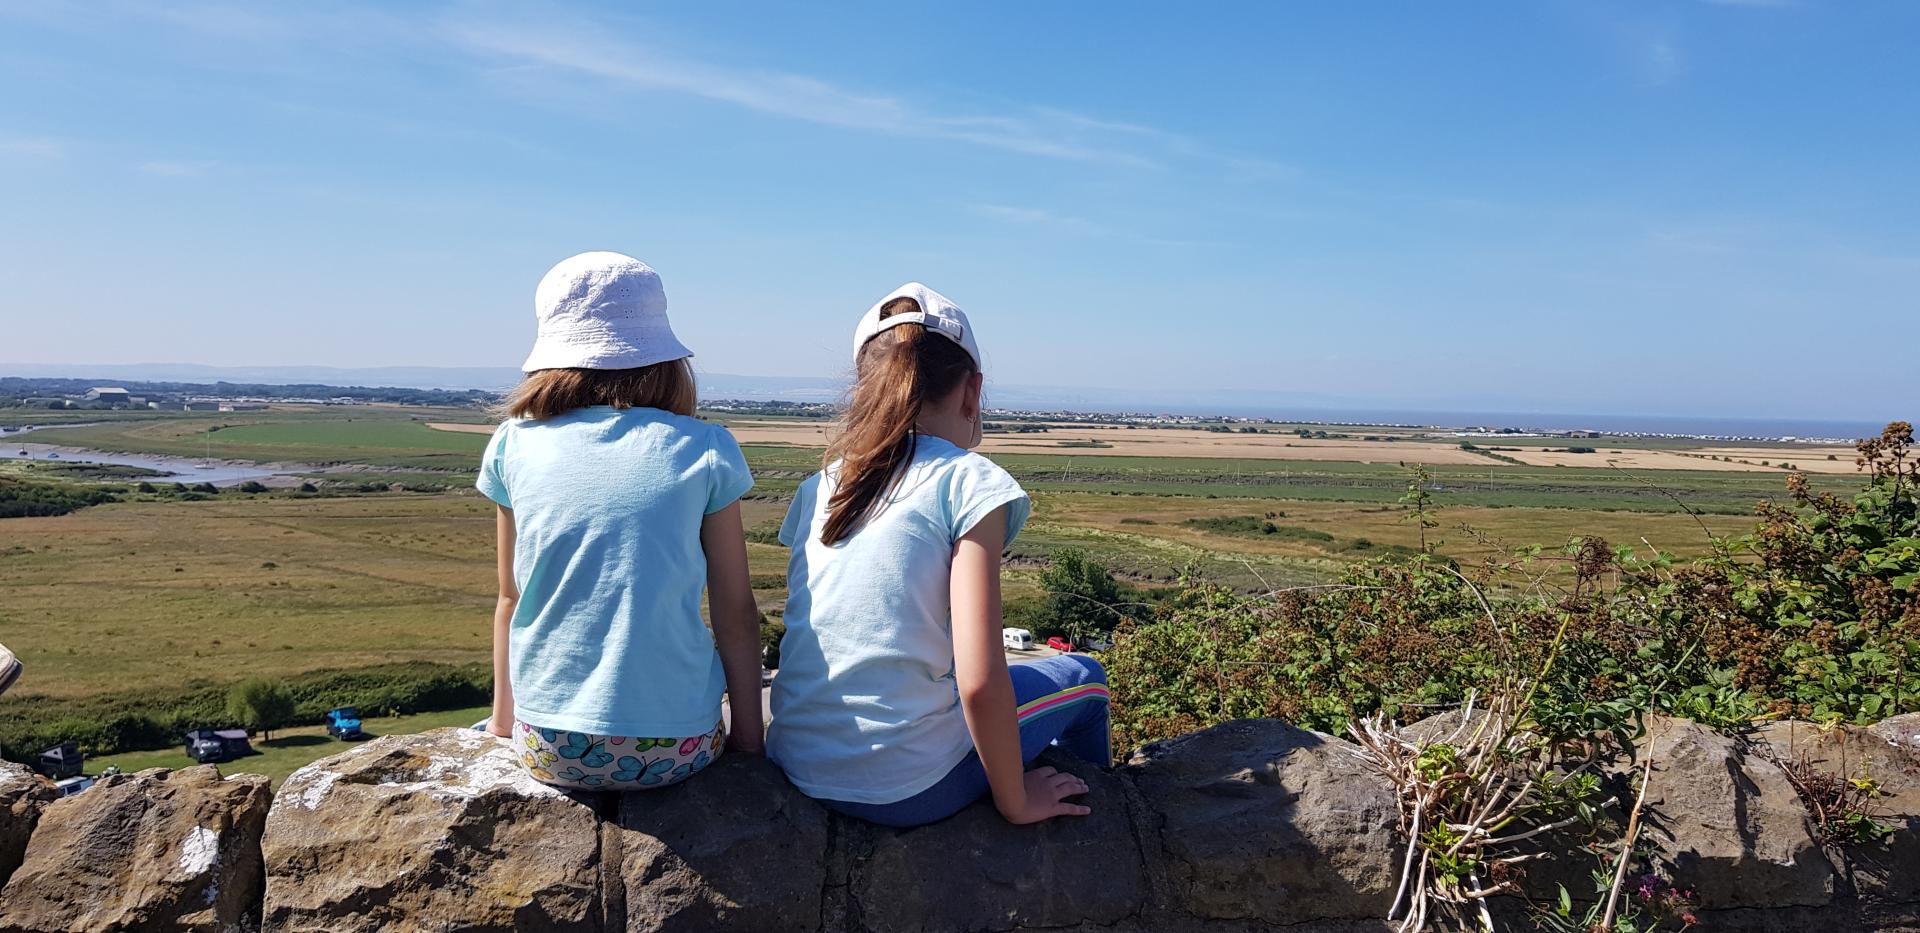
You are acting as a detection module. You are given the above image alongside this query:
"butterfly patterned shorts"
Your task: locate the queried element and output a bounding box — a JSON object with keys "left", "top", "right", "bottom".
{"left": 513, "top": 717, "right": 725, "bottom": 791}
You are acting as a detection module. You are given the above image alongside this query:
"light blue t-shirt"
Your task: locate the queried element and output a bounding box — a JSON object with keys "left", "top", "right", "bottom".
{"left": 767, "top": 436, "right": 1030, "bottom": 804}
{"left": 476, "top": 406, "right": 754, "bottom": 737}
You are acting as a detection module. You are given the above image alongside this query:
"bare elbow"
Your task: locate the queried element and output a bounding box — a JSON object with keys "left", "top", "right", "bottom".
{"left": 956, "top": 676, "right": 1004, "bottom": 707}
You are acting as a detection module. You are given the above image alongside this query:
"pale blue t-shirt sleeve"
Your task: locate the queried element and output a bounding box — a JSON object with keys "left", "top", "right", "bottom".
{"left": 944, "top": 454, "right": 1030, "bottom": 549}
{"left": 778, "top": 474, "right": 819, "bottom": 547}
{"left": 476, "top": 423, "right": 512, "bottom": 508}
{"left": 704, "top": 426, "right": 755, "bottom": 514}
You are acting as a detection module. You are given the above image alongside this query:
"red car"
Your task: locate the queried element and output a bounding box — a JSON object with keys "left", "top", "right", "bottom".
{"left": 1046, "top": 636, "right": 1075, "bottom": 653}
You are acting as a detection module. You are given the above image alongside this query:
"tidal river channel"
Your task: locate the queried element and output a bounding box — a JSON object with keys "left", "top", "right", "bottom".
{"left": 2, "top": 424, "right": 333, "bottom": 486}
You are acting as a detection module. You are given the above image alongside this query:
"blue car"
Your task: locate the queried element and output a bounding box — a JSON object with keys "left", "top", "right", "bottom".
{"left": 326, "top": 707, "right": 366, "bottom": 740}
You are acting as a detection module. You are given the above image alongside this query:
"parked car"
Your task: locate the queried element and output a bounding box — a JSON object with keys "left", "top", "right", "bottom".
{"left": 1046, "top": 636, "right": 1076, "bottom": 653}
{"left": 185, "top": 728, "right": 254, "bottom": 764}
{"left": 52, "top": 776, "right": 94, "bottom": 798}
{"left": 326, "top": 707, "right": 366, "bottom": 740}
{"left": 1002, "top": 628, "right": 1035, "bottom": 650}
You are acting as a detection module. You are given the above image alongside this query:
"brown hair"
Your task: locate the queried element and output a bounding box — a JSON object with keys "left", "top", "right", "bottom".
{"left": 503, "top": 359, "right": 698, "bottom": 420}
{"left": 821, "top": 297, "right": 978, "bottom": 545}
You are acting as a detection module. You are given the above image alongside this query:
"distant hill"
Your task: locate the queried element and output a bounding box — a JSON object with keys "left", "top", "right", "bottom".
{"left": 0, "top": 362, "right": 531, "bottom": 392}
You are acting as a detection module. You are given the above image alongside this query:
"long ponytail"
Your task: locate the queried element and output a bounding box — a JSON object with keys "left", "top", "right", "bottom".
{"left": 821, "top": 297, "right": 977, "bottom": 545}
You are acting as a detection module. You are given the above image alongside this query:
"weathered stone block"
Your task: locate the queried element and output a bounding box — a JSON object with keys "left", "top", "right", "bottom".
{"left": 1124, "top": 718, "right": 1399, "bottom": 925}
{"left": 848, "top": 748, "right": 1146, "bottom": 932}
{"left": 261, "top": 727, "right": 605, "bottom": 933}
{"left": 1870, "top": 713, "right": 1920, "bottom": 752}
{"left": 619, "top": 752, "right": 828, "bottom": 932}
{"left": 0, "top": 765, "right": 270, "bottom": 933}
{"left": 0, "top": 761, "right": 54, "bottom": 890}
{"left": 1750, "top": 720, "right": 1920, "bottom": 903}
{"left": 1639, "top": 717, "right": 1836, "bottom": 910}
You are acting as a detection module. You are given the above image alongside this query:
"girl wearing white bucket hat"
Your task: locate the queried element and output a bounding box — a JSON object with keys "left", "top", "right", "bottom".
{"left": 477, "top": 252, "right": 765, "bottom": 791}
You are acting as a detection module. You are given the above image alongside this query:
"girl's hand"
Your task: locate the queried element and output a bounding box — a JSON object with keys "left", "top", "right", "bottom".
{"left": 724, "top": 731, "right": 765, "bottom": 756}
{"left": 485, "top": 718, "right": 512, "bottom": 739}
{"left": 999, "top": 765, "right": 1092, "bottom": 825}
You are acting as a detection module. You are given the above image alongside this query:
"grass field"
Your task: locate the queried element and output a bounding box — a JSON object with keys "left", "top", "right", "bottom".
{"left": 0, "top": 493, "right": 791, "bottom": 701}
{"left": 84, "top": 704, "right": 491, "bottom": 787}
{"left": 0, "top": 404, "right": 1877, "bottom": 762}
{"left": 715, "top": 418, "right": 1864, "bottom": 473}
{"left": 21, "top": 407, "right": 491, "bottom": 471}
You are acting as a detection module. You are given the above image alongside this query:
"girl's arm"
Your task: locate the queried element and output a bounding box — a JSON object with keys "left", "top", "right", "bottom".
{"left": 952, "top": 506, "right": 1091, "bottom": 824}
{"left": 488, "top": 505, "right": 519, "bottom": 738}
{"left": 702, "top": 502, "right": 766, "bottom": 754}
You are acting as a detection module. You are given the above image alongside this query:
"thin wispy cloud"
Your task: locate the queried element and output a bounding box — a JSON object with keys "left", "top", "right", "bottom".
{"left": 136, "top": 160, "right": 216, "bottom": 177}
{"left": 965, "top": 202, "right": 1219, "bottom": 250}
{"left": 1629, "top": 31, "right": 1688, "bottom": 87}
{"left": 967, "top": 203, "right": 1109, "bottom": 236}
{"left": 4, "top": 4, "right": 1289, "bottom": 177}
{"left": 0, "top": 137, "right": 64, "bottom": 158}
{"left": 447, "top": 21, "right": 1177, "bottom": 169}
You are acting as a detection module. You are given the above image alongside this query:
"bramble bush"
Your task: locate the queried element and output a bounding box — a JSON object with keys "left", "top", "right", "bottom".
{"left": 1104, "top": 421, "right": 1919, "bottom": 752}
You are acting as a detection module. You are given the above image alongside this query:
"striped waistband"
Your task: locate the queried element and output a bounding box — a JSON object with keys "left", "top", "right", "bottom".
{"left": 1015, "top": 683, "right": 1110, "bottom": 723}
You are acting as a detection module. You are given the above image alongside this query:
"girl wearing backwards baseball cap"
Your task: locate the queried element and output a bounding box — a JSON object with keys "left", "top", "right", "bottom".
{"left": 767, "top": 283, "right": 1111, "bottom": 827}
{"left": 477, "top": 252, "right": 764, "bottom": 790}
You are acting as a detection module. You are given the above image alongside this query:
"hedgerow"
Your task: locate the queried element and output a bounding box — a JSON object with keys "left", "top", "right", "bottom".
{"left": 0, "top": 661, "right": 488, "bottom": 761}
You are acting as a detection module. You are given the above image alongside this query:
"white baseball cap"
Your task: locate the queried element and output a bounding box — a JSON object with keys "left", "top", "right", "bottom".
{"left": 852, "top": 282, "right": 982, "bottom": 370}
{"left": 522, "top": 251, "right": 693, "bottom": 373}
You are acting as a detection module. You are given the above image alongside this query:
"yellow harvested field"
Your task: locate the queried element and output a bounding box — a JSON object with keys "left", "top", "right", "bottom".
{"left": 425, "top": 419, "right": 1866, "bottom": 474}
{"left": 425, "top": 421, "right": 496, "bottom": 435}
{"left": 1695, "top": 446, "right": 1863, "bottom": 473}
{"left": 1498, "top": 445, "right": 1858, "bottom": 474}
{"left": 713, "top": 420, "right": 1493, "bottom": 464}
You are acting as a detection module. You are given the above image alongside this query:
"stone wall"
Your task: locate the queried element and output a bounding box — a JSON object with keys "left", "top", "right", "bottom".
{"left": 1, "top": 715, "right": 1916, "bottom": 932}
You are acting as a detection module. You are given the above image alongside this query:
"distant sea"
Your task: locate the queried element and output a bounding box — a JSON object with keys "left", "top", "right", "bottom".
{"left": 4, "top": 362, "right": 1890, "bottom": 441}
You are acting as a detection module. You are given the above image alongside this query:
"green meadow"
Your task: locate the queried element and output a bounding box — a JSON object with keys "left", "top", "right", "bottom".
{"left": 0, "top": 405, "right": 1872, "bottom": 762}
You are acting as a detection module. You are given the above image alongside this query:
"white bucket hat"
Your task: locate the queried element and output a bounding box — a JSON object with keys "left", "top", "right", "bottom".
{"left": 522, "top": 251, "right": 693, "bottom": 372}
{"left": 852, "top": 282, "right": 982, "bottom": 370}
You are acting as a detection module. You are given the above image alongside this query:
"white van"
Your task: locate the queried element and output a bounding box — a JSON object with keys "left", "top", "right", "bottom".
{"left": 1002, "top": 628, "right": 1034, "bottom": 650}
{"left": 53, "top": 776, "right": 94, "bottom": 798}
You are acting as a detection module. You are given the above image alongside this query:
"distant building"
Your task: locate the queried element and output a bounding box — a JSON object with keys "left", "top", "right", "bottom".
{"left": 219, "top": 402, "right": 268, "bottom": 412}
{"left": 84, "top": 387, "right": 131, "bottom": 405}
{"left": 182, "top": 401, "right": 219, "bottom": 412}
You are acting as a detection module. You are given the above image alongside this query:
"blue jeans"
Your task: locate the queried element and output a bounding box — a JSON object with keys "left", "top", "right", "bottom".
{"left": 821, "top": 654, "right": 1111, "bottom": 828}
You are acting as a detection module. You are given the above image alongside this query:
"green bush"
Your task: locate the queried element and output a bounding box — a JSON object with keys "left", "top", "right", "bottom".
{"left": 1183, "top": 515, "right": 1335, "bottom": 543}
{"left": 761, "top": 617, "right": 785, "bottom": 669}
{"left": 0, "top": 476, "right": 117, "bottom": 518}
{"left": 1039, "top": 548, "right": 1128, "bottom": 643}
{"left": 227, "top": 679, "right": 296, "bottom": 740}
{"left": 1103, "top": 422, "right": 1920, "bottom": 752}
{"left": 744, "top": 521, "right": 783, "bottom": 546}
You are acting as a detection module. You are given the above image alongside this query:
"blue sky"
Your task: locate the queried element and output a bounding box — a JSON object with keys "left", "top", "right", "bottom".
{"left": 0, "top": 1, "right": 1913, "bottom": 420}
